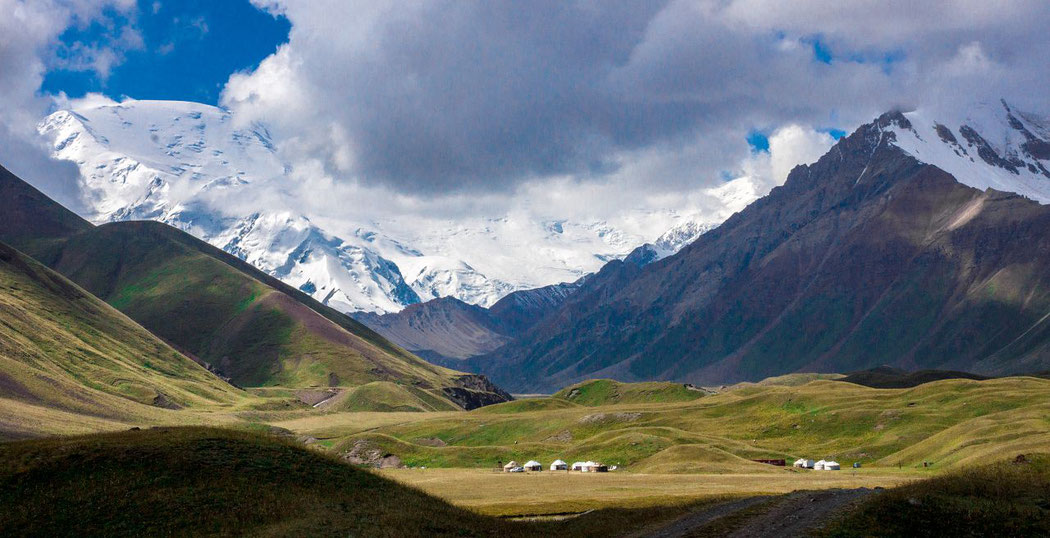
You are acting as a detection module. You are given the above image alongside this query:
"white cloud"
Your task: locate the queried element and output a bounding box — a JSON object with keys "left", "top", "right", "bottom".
{"left": 219, "top": 0, "right": 1050, "bottom": 224}
{"left": 5, "top": 0, "right": 1050, "bottom": 239}
{"left": 0, "top": 0, "right": 137, "bottom": 210}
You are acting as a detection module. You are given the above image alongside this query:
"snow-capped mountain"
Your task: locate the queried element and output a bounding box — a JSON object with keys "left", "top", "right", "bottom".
{"left": 41, "top": 97, "right": 1044, "bottom": 315}
{"left": 885, "top": 99, "right": 1050, "bottom": 202}
{"left": 38, "top": 99, "right": 744, "bottom": 313}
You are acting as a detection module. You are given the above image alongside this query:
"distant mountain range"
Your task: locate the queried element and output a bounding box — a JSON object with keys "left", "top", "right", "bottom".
{"left": 0, "top": 164, "right": 510, "bottom": 410}
{"left": 39, "top": 100, "right": 751, "bottom": 314}
{"left": 365, "top": 100, "right": 1050, "bottom": 392}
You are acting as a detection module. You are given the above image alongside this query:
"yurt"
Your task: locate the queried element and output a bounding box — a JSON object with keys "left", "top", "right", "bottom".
{"left": 550, "top": 459, "right": 568, "bottom": 471}
{"left": 793, "top": 458, "right": 815, "bottom": 469}
{"left": 814, "top": 459, "right": 827, "bottom": 470}
{"left": 503, "top": 460, "right": 519, "bottom": 472}
{"left": 523, "top": 460, "right": 542, "bottom": 471}
{"left": 823, "top": 460, "right": 841, "bottom": 470}
{"left": 571, "top": 461, "right": 587, "bottom": 471}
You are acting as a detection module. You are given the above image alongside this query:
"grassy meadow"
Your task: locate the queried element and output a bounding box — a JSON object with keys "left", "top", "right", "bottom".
{"left": 276, "top": 377, "right": 1050, "bottom": 472}
{"left": 2, "top": 358, "right": 1050, "bottom": 524}
{"left": 381, "top": 467, "right": 920, "bottom": 516}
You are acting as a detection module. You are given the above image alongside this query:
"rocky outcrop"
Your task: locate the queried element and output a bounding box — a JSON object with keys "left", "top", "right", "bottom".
{"left": 343, "top": 440, "right": 403, "bottom": 468}
{"left": 441, "top": 374, "right": 513, "bottom": 410}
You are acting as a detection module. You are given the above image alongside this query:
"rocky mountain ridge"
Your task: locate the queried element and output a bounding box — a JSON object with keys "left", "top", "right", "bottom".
{"left": 465, "top": 101, "right": 1050, "bottom": 392}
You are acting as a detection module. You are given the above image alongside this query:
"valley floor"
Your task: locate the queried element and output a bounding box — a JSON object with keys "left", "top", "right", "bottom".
{"left": 379, "top": 467, "right": 922, "bottom": 517}
{"left": 3, "top": 374, "right": 1049, "bottom": 535}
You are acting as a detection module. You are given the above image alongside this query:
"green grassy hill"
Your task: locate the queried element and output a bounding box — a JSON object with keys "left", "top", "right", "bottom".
{"left": 819, "top": 455, "right": 1050, "bottom": 537}
{"left": 0, "top": 427, "right": 710, "bottom": 537}
{"left": 0, "top": 241, "right": 244, "bottom": 439}
{"left": 553, "top": 379, "right": 708, "bottom": 406}
{"left": 304, "top": 377, "right": 1050, "bottom": 473}
{"left": 322, "top": 381, "right": 460, "bottom": 412}
{"left": 0, "top": 427, "right": 507, "bottom": 537}
{"left": 0, "top": 165, "right": 509, "bottom": 410}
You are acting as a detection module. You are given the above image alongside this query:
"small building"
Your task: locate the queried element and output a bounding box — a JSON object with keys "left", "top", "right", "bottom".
{"left": 503, "top": 460, "right": 519, "bottom": 472}
{"left": 550, "top": 459, "right": 568, "bottom": 471}
{"left": 523, "top": 460, "right": 542, "bottom": 471}
{"left": 814, "top": 459, "right": 827, "bottom": 470}
{"left": 823, "top": 461, "right": 841, "bottom": 470}
{"left": 572, "top": 461, "right": 606, "bottom": 472}
{"left": 793, "top": 458, "right": 815, "bottom": 469}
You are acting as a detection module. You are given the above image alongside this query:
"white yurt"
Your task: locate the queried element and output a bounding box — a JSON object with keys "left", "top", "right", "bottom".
{"left": 571, "top": 461, "right": 587, "bottom": 471}
{"left": 503, "top": 460, "right": 519, "bottom": 472}
{"left": 793, "top": 458, "right": 815, "bottom": 469}
{"left": 550, "top": 459, "right": 568, "bottom": 471}
{"left": 523, "top": 460, "right": 542, "bottom": 471}
{"left": 823, "top": 460, "right": 841, "bottom": 470}
{"left": 814, "top": 459, "right": 827, "bottom": 470}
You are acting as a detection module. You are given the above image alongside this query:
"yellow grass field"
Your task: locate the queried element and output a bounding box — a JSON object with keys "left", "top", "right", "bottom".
{"left": 381, "top": 467, "right": 924, "bottom": 516}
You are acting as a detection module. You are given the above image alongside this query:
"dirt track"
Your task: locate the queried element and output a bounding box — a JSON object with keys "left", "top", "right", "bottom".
{"left": 644, "top": 488, "right": 879, "bottom": 538}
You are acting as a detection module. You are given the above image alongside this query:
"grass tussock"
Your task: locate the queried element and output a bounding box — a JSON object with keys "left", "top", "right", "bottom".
{"left": 819, "top": 454, "right": 1050, "bottom": 537}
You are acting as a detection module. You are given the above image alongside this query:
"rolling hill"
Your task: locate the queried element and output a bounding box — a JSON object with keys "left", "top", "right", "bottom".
{"left": 0, "top": 426, "right": 722, "bottom": 537}
{"left": 0, "top": 240, "right": 243, "bottom": 439}
{"left": 0, "top": 164, "right": 509, "bottom": 410}
{"left": 474, "top": 103, "right": 1050, "bottom": 392}
{"left": 0, "top": 427, "right": 510, "bottom": 537}
{"left": 307, "top": 375, "right": 1050, "bottom": 473}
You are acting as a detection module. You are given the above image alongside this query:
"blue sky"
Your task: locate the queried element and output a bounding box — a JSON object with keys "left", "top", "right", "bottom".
{"left": 42, "top": 0, "right": 289, "bottom": 104}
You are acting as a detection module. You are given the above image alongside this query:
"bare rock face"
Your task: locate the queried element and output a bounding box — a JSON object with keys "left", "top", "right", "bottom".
{"left": 474, "top": 109, "right": 1050, "bottom": 392}
{"left": 441, "top": 374, "right": 513, "bottom": 410}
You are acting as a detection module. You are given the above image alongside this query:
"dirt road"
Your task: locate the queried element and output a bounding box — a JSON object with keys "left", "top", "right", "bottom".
{"left": 644, "top": 488, "right": 879, "bottom": 537}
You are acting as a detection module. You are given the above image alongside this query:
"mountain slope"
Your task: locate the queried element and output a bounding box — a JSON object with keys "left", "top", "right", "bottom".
{"left": 357, "top": 279, "right": 586, "bottom": 364}
{"left": 0, "top": 240, "right": 244, "bottom": 438}
{"left": 0, "top": 165, "right": 91, "bottom": 252}
{"left": 478, "top": 103, "right": 1050, "bottom": 392}
{"left": 0, "top": 165, "right": 509, "bottom": 409}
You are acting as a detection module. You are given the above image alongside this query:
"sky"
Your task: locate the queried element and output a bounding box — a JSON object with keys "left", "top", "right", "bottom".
{"left": 2, "top": 0, "right": 1049, "bottom": 227}
{"left": 41, "top": 0, "right": 289, "bottom": 104}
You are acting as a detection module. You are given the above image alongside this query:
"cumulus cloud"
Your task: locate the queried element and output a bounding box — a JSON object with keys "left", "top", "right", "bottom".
{"left": 222, "top": 0, "right": 1050, "bottom": 212}
{"left": 5, "top": 0, "right": 1050, "bottom": 235}
{"left": 0, "top": 0, "right": 136, "bottom": 210}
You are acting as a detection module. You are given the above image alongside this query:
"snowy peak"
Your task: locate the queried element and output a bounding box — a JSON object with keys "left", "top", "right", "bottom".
{"left": 38, "top": 99, "right": 758, "bottom": 315}
{"left": 885, "top": 100, "right": 1050, "bottom": 203}
{"left": 652, "top": 220, "right": 715, "bottom": 259}
{"left": 212, "top": 211, "right": 422, "bottom": 314}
